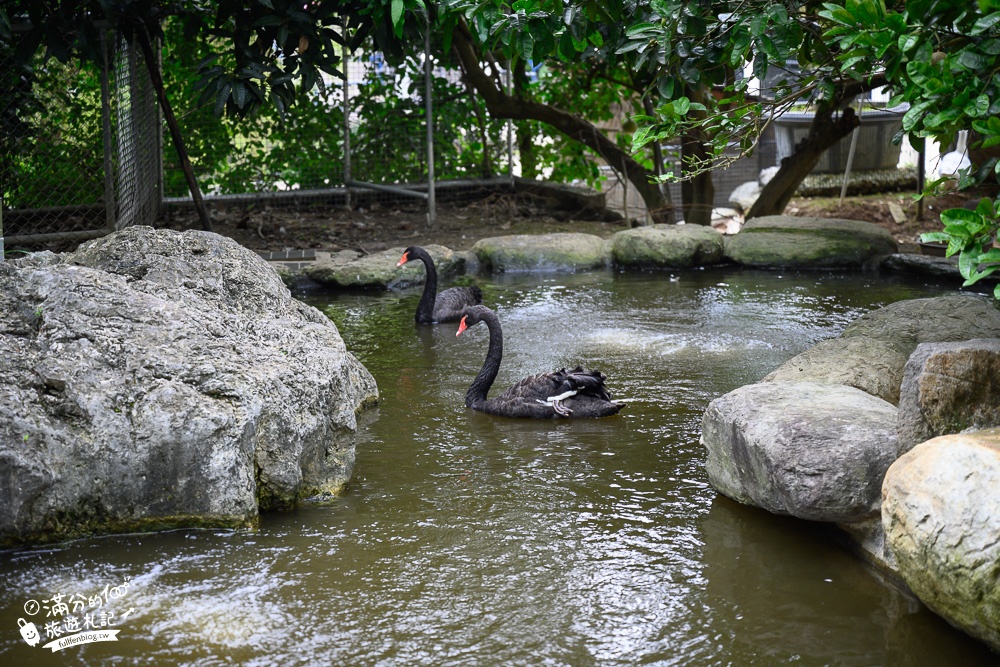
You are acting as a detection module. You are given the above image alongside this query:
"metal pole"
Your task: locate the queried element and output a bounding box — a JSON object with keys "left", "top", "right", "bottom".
{"left": 839, "top": 97, "right": 863, "bottom": 205}
{"left": 155, "top": 35, "right": 164, "bottom": 220}
{"left": 342, "top": 15, "right": 353, "bottom": 211}
{"left": 506, "top": 66, "right": 514, "bottom": 188}
{"left": 100, "top": 29, "right": 117, "bottom": 231}
{"left": 917, "top": 145, "right": 926, "bottom": 220}
{"left": 425, "top": 14, "right": 436, "bottom": 227}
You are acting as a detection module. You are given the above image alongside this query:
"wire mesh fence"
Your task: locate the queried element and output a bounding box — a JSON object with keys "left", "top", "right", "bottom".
{"left": 3, "top": 19, "right": 779, "bottom": 255}
{"left": 159, "top": 33, "right": 515, "bottom": 213}
{"left": 1, "top": 29, "right": 159, "bottom": 252}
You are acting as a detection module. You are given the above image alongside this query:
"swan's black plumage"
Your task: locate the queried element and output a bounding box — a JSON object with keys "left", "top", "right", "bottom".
{"left": 397, "top": 246, "right": 482, "bottom": 324}
{"left": 456, "top": 305, "right": 621, "bottom": 419}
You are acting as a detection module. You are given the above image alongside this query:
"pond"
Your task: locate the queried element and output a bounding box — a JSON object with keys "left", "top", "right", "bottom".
{"left": 1, "top": 267, "right": 997, "bottom": 666}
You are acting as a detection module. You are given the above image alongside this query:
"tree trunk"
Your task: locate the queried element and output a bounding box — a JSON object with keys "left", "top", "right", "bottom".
{"left": 512, "top": 62, "right": 537, "bottom": 179}
{"left": 677, "top": 88, "right": 716, "bottom": 226}
{"left": 134, "top": 26, "right": 213, "bottom": 232}
{"left": 518, "top": 129, "right": 538, "bottom": 179}
{"left": 643, "top": 95, "right": 675, "bottom": 224}
{"left": 450, "top": 21, "right": 672, "bottom": 223}
{"left": 746, "top": 106, "right": 860, "bottom": 219}
{"left": 680, "top": 131, "right": 715, "bottom": 226}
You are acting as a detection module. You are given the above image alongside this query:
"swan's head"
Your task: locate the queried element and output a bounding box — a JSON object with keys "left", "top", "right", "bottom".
{"left": 456, "top": 305, "right": 492, "bottom": 336}
{"left": 396, "top": 246, "right": 416, "bottom": 267}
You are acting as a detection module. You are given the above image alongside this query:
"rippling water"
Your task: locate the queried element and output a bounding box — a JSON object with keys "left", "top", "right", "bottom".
{"left": 1, "top": 267, "right": 996, "bottom": 666}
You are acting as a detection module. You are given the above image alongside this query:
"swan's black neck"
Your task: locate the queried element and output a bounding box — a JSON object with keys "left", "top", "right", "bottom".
{"left": 411, "top": 247, "right": 439, "bottom": 324}
{"left": 466, "top": 310, "right": 503, "bottom": 408}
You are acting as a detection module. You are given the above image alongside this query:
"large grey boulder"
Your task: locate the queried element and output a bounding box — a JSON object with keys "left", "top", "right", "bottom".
{"left": 304, "top": 244, "right": 466, "bottom": 289}
{"left": 701, "top": 381, "right": 898, "bottom": 523}
{"left": 762, "top": 336, "right": 907, "bottom": 405}
{"left": 472, "top": 233, "right": 609, "bottom": 272}
{"left": 0, "top": 227, "right": 378, "bottom": 547}
{"left": 882, "top": 430, "right": 1000, "bottom": 652}
{"left": 765, "top": 295, "right": 1000, "bottom": 407}
{"left": 723, "top": 216, "right": 897, "bottom": 268}
{"left": 897, "top": 338, "right": 1000, "bottom": 453}
{"left": 609, "top": 224, "right": 725, "bottom": 269}
{"left": 841, "top": 293, "right": 1000, "bottom": 357}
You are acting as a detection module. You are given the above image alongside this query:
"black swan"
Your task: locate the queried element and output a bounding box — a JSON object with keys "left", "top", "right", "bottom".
{"left": 397, "top": 246, "right": 483, "bottom": 324}
{"left": 456, "top": 305, "right": 621, "bottom": 418}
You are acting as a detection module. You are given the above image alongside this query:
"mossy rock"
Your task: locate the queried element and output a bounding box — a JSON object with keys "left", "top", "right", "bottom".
{"left": 610, "top": 224, "right": 725, "bottom": 269}
{"left": 305, "top": 245, "right": 463, "bottom": 289}
{"left": 472, "top": 233, "right": 610, "bottom": 272}
{"left": 724, "top": 216, "right": 897, "bottom": 269}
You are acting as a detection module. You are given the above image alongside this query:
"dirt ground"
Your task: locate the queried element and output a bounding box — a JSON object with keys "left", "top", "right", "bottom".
{"left": 157, "top": 188, "right": 981, "bottom": 257}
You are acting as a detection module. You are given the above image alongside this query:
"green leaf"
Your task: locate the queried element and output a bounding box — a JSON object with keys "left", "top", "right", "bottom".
{"left": 897, "top": 33, "right": 919, "bottom": 54}
{"left": 251, "top": 15, "right": 284, "bottom": 28}
{"left": 902, "top": 100, "right": 934, "bottom": 131}
{"left": 616, "top": 40, "right": 643, "bottom": 55}
{"left": 214, "top": 81, "right": 232, "bottom": 117}
{"left": 957, "top": 49, "right": 989, "bottom": 70}
{"left": 519, "top": 31, "right": 534, "bottom": 61}
{"left": 391, "top": 0, "right": 405, "bottom": 29}
{"left": 818, "top": 6, "right": 856, "bottom": 26}
{"left": 657, "top": 77, "right": 675, "bottom": 98}
{"left": 625, "top": 22, "right": 657, "bottom": 37}
{"left": 972, "top": 11, "right": 1000, "bottom": 34}
{"left": 940, "top": 207, "right": 983, "bottom": 226}
{"left": 232, "top": 80, "right": 247, "bottom": 108}
{"left": 980, "top": 38, "right": 1000, "bottom": 55}
{"left": 975, "top": 197, "right": 997, "bottom": 218}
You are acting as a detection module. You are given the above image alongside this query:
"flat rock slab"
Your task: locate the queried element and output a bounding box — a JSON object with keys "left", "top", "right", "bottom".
{"left": 724, "top": 215, "right": 897, "bottom": 268}
{"left": 841, "top": 294, "right": 1000, "bottom": 357}
{"left": 304, "top": 244, "right": 464, "bottom": 289}
{"left": 701, "top": 381, "right": 898, "bottom": 523}
{"left": 610, "top": 224, "right": 725, "bottom": 268}
{"left": 472, "top": 233, "right": 609, "bottom": 272}
{"left": 881, "top": 252, "right": 964, "bottom": 279}
{"left": 883, "top": 429, "right": 1000, "bottom": 652}
{"left": 763, "top": 335, "right": 908, "bottom": 405}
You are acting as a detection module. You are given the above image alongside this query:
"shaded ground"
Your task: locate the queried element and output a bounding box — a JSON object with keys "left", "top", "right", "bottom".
{"left": 157, "top": 188, "right": 982, "bottom": 257}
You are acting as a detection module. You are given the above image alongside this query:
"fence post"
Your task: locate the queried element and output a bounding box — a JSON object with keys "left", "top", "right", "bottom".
{"left": 100, "top": 29, "right": 117, "bottom": 232}
{"left": 342, "top": 15, "right": 352, "bottom": 211}
{"left": 425, "top": 15, "right": 436, "bottom": 227}
{"left": 155, "top": 36, "right": 164, "bottom": 220}
{"left": 506, "top": 66, "right": 514, "bottom": 188}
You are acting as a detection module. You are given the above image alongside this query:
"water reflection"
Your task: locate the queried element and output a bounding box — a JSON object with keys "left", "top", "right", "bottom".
{"left": 1, "top": 268, "right": 995, "bottom": 666}
{"left": 700, "top": 496, "right": 997, "bottom": 665}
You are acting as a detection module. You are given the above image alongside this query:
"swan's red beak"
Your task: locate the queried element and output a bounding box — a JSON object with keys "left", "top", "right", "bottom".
{"left": 456, "top": 316, "right": 468, "bottom": 336}
{"left": 396, "top": 251, "right": 409, "bottom": 267}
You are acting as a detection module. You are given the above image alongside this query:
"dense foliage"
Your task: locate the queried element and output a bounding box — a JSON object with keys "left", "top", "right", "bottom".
{"left": 4, "top": 1, "right": 1000, "bottom": 273}
{"left": 820, "top": 0, "right": 1000, "bottom": 296}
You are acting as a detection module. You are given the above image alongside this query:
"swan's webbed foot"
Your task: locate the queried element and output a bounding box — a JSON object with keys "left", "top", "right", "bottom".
{"left": 551, "top": 398, "right": 573, "bottom": 416}
{"left": 537, "top": 389, "right": 577, "bottom": 416}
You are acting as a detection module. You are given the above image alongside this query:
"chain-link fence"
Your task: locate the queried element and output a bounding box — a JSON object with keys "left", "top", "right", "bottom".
{"left": 159, "top": 31, "right": 515, "bottom": 215}
{"left": 3, "top": 20, "right": 781, "bottom": 254}
{"left": 1, "top": 29, "right": 160, "bottom": 253}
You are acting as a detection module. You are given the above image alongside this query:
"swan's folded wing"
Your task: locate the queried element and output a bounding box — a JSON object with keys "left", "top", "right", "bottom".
{"left": 496, "top": 370, "right": 568, "bottom": 402}
{"left": 432, "top": 286, "right": 483, "bottom": 322}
